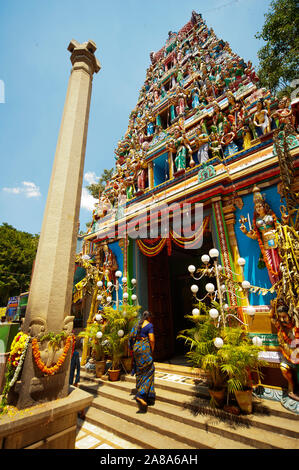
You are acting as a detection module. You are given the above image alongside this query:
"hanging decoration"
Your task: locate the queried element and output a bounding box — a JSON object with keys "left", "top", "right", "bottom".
{"left": 137, "top": 216, "right": 210, "bottom": 256}
{"left": 32, "top": 334, "right": 74, "bottom": 376}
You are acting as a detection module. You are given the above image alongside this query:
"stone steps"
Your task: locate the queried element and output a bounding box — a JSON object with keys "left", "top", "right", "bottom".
{"left": 78, "top": 371, "right": 299, "bottom": 449}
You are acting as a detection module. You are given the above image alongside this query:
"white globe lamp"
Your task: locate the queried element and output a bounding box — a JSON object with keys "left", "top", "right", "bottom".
{"left": 97, "top": 280, "right": 103, "bottom": 287}
{"left": 123, "top": 292, "right": 129, "bottom": 300}
{"left": 209, "top": 248, "right": 219, "bottom": 259}
{"left": 115, "top": 270, "right": 122, "bottom": 278}
{"left": 214, "top": 337, "right": 224, "bottom": 348}
{"left": 106, "top": 296, "right": 112, "bottom": 303}
{"left": 209, "top": 308, "right": 219, "bottom": 319}
{"left": 242, "top": 280, "right": 251, "bottom": 290}
{"left": 201, "top": 254, "right": 210, "bottom": 264}
{"left": 95, "top": 314, "right": 102, "bottom": 322}
{"left": 205, "top": 283, "right": 215, "bottom": 293}
{"left": 131, "top": 294, "right": 137, "bottom": 301}
{"left": 118, "top": 330, "right": 124, "bottom": 337}
{"left": 96, "top": 331, "right": 103, "bottom": 339}
{"left": 192, "top": 308, "right": 200, "bottom": 316}
{"left": 131, "top": 278, "right": 137, "bottom": 285}
{"left": 107, "top": 281, "right": 113, "bottom": 288}
{"left": 188, "top": 265, "right": 196, "bottom": 274}
{"left": 122, "top": 276, "right": 127, "bottom": 283}
{"left": 237, "top": 257, "right": 246, "bottom": 267}
{"left": 97, "top": 295, "right": 102, "bottom": 301}
{"left": 191, "top": 284, "right": 199, "bottom": 294}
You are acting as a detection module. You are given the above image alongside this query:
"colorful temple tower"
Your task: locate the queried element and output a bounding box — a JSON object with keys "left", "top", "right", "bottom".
{"left": 76, "top": 12, "right": 299, "bottom": 403}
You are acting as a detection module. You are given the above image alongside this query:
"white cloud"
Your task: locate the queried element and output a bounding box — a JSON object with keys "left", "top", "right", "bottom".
{"left": 3, "top": 181, "right": 41, "bottom": 198}
{"left": 84, "top": 171, "right": 99, "bottom": 185}
{"left": 80, "top": 187, "right": 97, "bottom": 212}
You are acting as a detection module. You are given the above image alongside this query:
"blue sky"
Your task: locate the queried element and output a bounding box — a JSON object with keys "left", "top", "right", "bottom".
{"left": 0, "top": 0, "right": 272, "bottom": 235}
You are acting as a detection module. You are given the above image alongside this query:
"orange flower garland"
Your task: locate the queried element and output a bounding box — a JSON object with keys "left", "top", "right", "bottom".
{"left": 32, "top": 335, "right": 74, "bottom": 376}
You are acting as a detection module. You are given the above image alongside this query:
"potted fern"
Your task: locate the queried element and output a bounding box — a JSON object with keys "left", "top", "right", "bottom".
{"left": 102, "top": 305, "right": 134, "bottom": 381}
{"left": 177, "top": 301, "right": 227, "bottom": 408}
{"left": 119, "top": 304, "right": 140, "bottom": 372}
{"left": 219, "top": 326, "right": 266, "bottom": 413}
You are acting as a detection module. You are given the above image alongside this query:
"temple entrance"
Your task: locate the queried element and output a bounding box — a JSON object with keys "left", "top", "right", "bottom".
{"left": 147, "top": 231, "right": 215, "bottom": 362}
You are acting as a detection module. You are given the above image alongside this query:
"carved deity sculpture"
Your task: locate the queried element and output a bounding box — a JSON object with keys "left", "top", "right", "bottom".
{"left": 194, "top": 123, "right": 209, "bottom": 163}
{"left": 171, "top": 126, "right": 192, "bottom": 172}
{"left": 270, "top": 299, "right": 299, "bottom": 401}
{"left": 239, "top": 185, "right": 281, "bottom": 285}
{"left": 253, "top": 99, "right": 271, "bottom": 136}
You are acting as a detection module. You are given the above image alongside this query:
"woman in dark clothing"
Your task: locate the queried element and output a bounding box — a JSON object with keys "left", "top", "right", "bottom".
{"left": 129, "top": 311, "right": 155, "bottom": 407}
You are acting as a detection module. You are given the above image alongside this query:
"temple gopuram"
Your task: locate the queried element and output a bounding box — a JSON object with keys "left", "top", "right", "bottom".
{"left": 74, "top": 12, "right": 299, "bottom": 409}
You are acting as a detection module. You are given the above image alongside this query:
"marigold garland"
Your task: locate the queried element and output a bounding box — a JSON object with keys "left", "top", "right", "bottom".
{"left": 32, "top": 335, "right": 73, "bottom": 376}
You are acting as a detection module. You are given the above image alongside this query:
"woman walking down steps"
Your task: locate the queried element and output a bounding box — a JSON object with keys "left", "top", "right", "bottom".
{"left": 129, "top": 311, "right": 156, "bottom": 409}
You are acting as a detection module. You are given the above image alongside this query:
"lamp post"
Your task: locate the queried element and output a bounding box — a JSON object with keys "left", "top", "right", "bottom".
{"left": 96, "top": 274, "right": 138, "bottom": 311}
{"left": 188, "top": 248, "right": 255, "bottom": 331}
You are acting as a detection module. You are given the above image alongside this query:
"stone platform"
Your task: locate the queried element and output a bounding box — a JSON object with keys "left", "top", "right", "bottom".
{"left": 0, "top": 386, "right": 93, "bottom": 449}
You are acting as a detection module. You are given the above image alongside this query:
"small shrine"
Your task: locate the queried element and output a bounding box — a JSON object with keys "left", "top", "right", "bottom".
{"left": 77, "top": 11, "right": 299, "bottom": 411}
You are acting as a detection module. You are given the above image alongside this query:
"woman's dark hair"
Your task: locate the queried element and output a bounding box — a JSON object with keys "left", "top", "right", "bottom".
{"left": 136, "top": 311, "right": 151, "bottom": 337}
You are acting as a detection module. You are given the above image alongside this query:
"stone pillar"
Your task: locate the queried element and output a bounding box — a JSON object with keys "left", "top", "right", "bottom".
{"left": 13, "top": 40, "right": 100, "bottom": 410}
{"left": 24, "top": 40, "right": 100, "bottom": 335}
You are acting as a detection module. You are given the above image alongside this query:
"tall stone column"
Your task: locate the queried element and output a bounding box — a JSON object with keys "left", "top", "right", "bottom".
{"left": 24, "top": 40, "right": 100, "bottom": 334}
{"left": 14, "top": 40, "right": 100, "bottom": 410}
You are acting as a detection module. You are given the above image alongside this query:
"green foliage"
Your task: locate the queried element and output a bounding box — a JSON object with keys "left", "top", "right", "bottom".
{"left": 39, "top": 331, "right": 68, "bottom": 351}
{"left": 78, "top": 322, "right": 106, "bottom": 360}
{"left": 219, "top": 327, "right": 266, "bottom": 394}
{"left": 0, "top": 223, "right": 39, "bottom": 305}
{"left": 177, "top": 303, "right": 225, "bottom": 389}
{"left": 102, "top": 304, "right": 140, "bottom": 369}
{"left": 86, "top": 168, "right": 114, "bottom": 199}
{"left": 177, "top": 301, "right": 266, "bottom": 399}
{"left": 255, "top": 0, "right": 299, "bottom": 95}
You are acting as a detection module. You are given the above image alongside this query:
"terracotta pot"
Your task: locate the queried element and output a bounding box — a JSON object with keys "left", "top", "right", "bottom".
{"left": 95, "top": 360, "right": 106, "bottom": 378}
{"left": 108, "top": 369, "right": 121, "bottom": 382}
{"left": 234, "top": 389, "right": 253, "bottom": 414}
{"left": 208, "top": 388, "right": 226, "bottom": 408}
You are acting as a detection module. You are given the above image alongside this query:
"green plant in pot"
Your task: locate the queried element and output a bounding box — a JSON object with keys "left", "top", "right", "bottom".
{"left": 119, "top": 304, "right": 141, "bottom": 372}
{"left": 78, "top": 322, "right": 106, "bottom": 377}
{"left": 177, "top": 301, "right": 227, "bottom": 408}
{"left": 219, "top": 326, "right": 266, "bottom": 414}
{"left": 102, "top": 305, "right": 135, "bottom": 380}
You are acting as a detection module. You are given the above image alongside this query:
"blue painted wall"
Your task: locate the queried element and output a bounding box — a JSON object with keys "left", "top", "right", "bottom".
{"left": 153, "top": 152, "right": 169, "bottom": 186}
{"left": 234, "top": 184, "right": 282, "bottom": 305}
{"left": 108, "top": 240, "right": 123, "bottom": 307}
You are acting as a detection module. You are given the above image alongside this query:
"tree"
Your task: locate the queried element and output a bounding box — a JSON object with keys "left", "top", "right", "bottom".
{"left": 86, "top": 168, "right": 114, "bottom": 199}
{"left": 255, "top": 0, "right": 299, "bottom": 97}
{"left": 0, "top": 223, "right": 39, "bottom": 306}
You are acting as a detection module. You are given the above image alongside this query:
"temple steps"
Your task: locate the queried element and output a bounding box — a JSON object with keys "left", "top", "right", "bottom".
{"left": 78, "top": 370, "right": 299, "bottom": 449}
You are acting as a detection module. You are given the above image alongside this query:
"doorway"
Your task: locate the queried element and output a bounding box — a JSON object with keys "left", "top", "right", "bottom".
{"left": 147, "top": 231, "right": 215, "bottom": 362}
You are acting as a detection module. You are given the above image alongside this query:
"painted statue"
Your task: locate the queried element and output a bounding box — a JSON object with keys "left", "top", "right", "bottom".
{"left": 172, "top": 126, "right": 192, "bottom": 172}
{"left": 270, "top": 298, "right": 299, "bottom": 401}
{"left": 195, "top": 123, "right": 209, "bottom": 163}
{"left": 239, "top": 185, "right": 281, "bottom": 285}
{"left": 253, "top": 99, "right": 271, "bottom": 136}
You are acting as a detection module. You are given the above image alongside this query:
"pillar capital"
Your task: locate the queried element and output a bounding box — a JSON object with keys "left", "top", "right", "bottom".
{"left": 68, "top": 39, "right": 101, "bottom": 76}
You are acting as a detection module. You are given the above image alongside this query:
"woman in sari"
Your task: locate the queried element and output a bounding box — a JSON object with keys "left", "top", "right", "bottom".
{"left": 129, "top": 311, "right": 155, "bottom": 408}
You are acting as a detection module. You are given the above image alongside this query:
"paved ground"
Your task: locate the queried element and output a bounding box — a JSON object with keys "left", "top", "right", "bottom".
{"left": 75, "top": 370, "right": 196, "bottom": 450}
{"left": 75, "top": 418, "right": 141, "bottom": 449}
